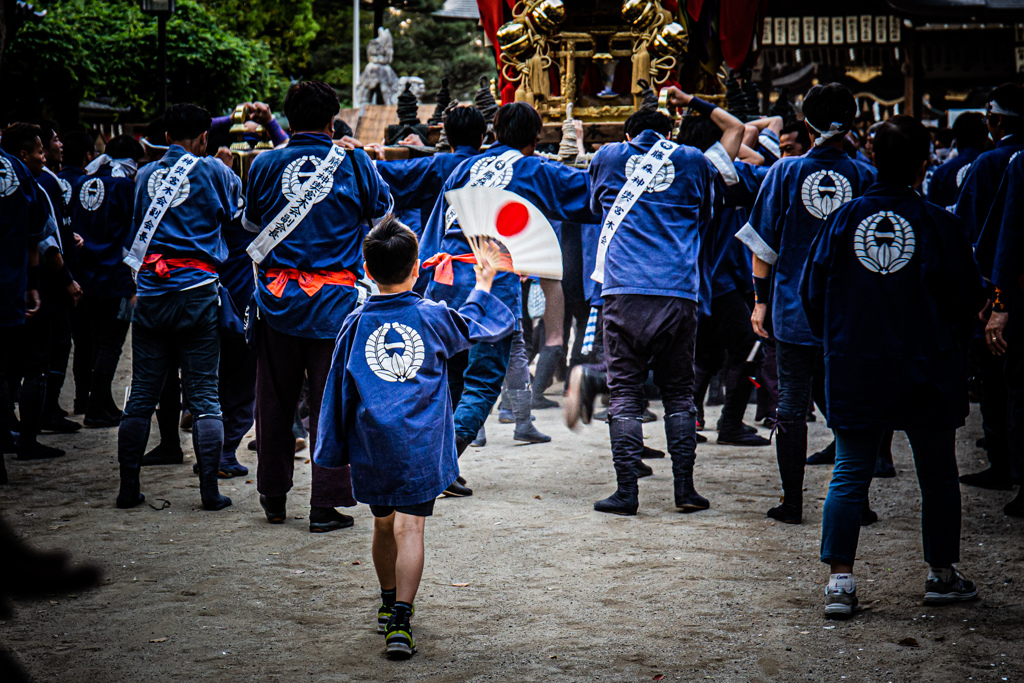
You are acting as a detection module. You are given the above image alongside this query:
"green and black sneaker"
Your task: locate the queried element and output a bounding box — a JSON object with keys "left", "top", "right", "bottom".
{"left": 385, "top": 620, "right": 417, "bottom": 659}
{"left": 377, "top": 602, "right": 414, "bottom": 634}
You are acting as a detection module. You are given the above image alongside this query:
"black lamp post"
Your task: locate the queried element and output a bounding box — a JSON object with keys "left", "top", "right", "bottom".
{"left": 140, "top": 0, "right": 176, "bottom": 115}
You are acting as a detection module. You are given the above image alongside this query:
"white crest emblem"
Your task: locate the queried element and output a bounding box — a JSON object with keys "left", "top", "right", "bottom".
{"left": 801, "top": 169, "right": 853, "bottom": 219}
{"left": 79, "top": 178, "right": 106, "bottom": 211}
{"left": 468, "top": 155, "right": 515, "bottom": 189}
{"left": 955, "top": 163, "right": 972, "bottom": 188}
{"left": 365, "top": 323, "right": 425, "bottom": 382}
{"left": 147, "top": 168, "right": 191, "bottom": 206}
{"left": 281, "top": 155, "right": 333, "bottom": 204}
{"left": 624, "top": 154, "right": 675, "bottom": 192}
{"left": 853, "top": 210, "right": 915, "bottom": 275}
{"left": 0, "top": 155, "right": 20, "bottom": 197}
{"left": 58, "top": 177, "right": 73, "bottom": 205}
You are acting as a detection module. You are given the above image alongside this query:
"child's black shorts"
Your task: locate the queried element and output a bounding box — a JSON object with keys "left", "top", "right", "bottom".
{"left": 369, "top": 499, "right": 436, "bottom": 518}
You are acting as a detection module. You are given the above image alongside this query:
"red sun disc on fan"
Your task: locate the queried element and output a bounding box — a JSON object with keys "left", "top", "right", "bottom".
{"left": 496, "top": 202, "right": 530, "bottom": 237}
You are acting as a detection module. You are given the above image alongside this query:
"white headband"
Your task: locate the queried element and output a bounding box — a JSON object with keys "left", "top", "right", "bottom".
{"left": 806, "top": 119, "right": 847, "bottom": 146}
{"left": 989, "top": 101, "right": 1021, "bottom": 118}
{"left": 85, "top": 153, "right": 139, "bottom": 179}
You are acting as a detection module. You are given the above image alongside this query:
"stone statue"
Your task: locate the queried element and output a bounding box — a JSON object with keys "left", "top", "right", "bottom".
{"left": 357, "top": 28, "right": 400, "bottom": 105}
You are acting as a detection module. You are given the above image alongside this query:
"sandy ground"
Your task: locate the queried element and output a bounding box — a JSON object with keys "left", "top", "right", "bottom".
{"left": 2, "top": 352, "right": 1024, "bottom": 682}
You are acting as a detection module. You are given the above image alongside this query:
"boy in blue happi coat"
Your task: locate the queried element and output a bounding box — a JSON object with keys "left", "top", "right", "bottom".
{"left": 737, "top": 83, "right": 877, "bottom": 524}
{"left": 315, "top": 217, "right": 513, "bottom": 659}
{"left": 801, "top": 116, "right": 986, "bottom": 619}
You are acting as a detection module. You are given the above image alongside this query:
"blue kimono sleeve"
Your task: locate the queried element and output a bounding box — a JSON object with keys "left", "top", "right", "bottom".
{"left": 354, "top": 149, "right": 394, "bottom": 220}
{"left": 312, "top": 311, "right": 363, "bottom": 469}
{"left": 417, "top": 174, "right": 455, "bottom": 263}
{"left": 758, "top": 130, "right": 781, "bottom": 166}
{"left": 992, "top": 160, "right": 1024, "bottom": 294}
{"left": 436, "top": 289, "right": 515, "bottom": 354}
{"left": 735, "top": 162, "right": 785, "bottom": 265}
{"left": 954, "top": 163, "right": 986, "bottom": 243}
{"left": 542, "top": 161, "right": 599, "bottom": 224}
{"left": 375, "top": 156, "right": 436, "bottom": 211}
{"left": 799, "top": 207, "right": 842, "bottom": 340}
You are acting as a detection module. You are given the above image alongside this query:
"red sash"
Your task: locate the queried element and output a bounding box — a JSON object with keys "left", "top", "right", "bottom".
{"left": 421, "top": 252, "right": 514, "bottom": 286}
{"left": 264, "top": 268, "right": 357, "bottom": 298}
{"left": 141, "top": 253, "right": 216, "bottom": 279}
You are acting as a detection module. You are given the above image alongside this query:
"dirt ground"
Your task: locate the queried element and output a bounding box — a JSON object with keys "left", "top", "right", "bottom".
{"left": 2, "top": 354, "right": 1023, "bottom": 682}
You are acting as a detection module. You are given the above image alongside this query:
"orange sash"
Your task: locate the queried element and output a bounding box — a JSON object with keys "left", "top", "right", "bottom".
{"left": 421, "top": 252, "right": 514, "bottom": 286}
{"left": 141, "top": 253, "right": 216, "bottom": 279}
{"left": 264, "top": 268, "right": 357, "bottom": 298}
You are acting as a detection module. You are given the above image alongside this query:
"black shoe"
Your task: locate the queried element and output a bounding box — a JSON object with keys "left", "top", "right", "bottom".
{"left": 15, "top": 442, "right": 65, "bottom": 460}
{"left": 767, "top": 498, "right": 802, "bottom": 524}
{"left": 40, "top": 415, "right": 81, "bottom": 433}
{"left": 309, "top": 506, "right": 354, "bottom": 533}
{"left": 960, "top": 467, "right": 1014, "bottom": 491}
{"left": 806, "top": 441, "right": 836, "bottom": 465}
{"left": 861, "top": 506, "right": 879, "bottom": 526}
{"left": 457, "top": 475, "right": 467, "bottom": 485}
{"left": 695, "top": 432, "right": 707, "bottom": 444}
{"left": 717, "top": 428, "right": 770, "bottom": 447}
{"left": 641, "top": 409, "right": 657, "bottom": 423}
{"left": 924, "top": 568, "right": 978, "bottom": 605}
{"left": 564, "top": 365, "right": 602, "bottom": 429}
{"left": 717, "top": 419, "right": 756, "bottom": 435}
{"left": 471, "top": 426, "right": 487, "bottom": 448}
{"left": 1004, "top": 489, "right": 1024, "bottom": 517}
{"left": 260, "top": 494, "right": 287, "bottom": 523}
{"left": 247, "top": 439, "right": 257, "bottom": 452}
{"left": 532, "top": 396, "right": 559, "bottom": 410}
{"left": 141, "top": 442, "right": 185, "bottom": 466}
{"left": 641, "top": 445, "right": 665, "bottom": 459}
{"left": 441, "top": 480, "right": 473, "bottom": 497}
{"left": 116, "top": 466, "right": 145, "bottom": 509}
{"left": 83, "top": 409, "right": 121, "bottom": 428}
{"left": 636, "top": 460, "right": 653, "bottom": 478}
{"left": 594, "top": 489, "right": 638, "bottom": 515}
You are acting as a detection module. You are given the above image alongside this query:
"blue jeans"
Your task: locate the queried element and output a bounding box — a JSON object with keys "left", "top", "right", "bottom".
{"left": 448, "top": 335, "right": 513, "bottom": 443}
{"left": 821, "top": 428, "right": 961, "bottom": 567}
{"left": 775, "top": 340, "right": 825, "bottom": 422}
{"left": 124, "top": 284, "right": 221, "bottom": 420}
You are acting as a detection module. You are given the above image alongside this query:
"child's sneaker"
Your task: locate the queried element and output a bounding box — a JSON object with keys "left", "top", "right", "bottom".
{"left": 385, "top": 620, "right": 417, "bottom": 659}
{"left": 924, "top": 567, "right": 978, "bottom": 605}
{"left": 824, "top": 584, "right": 858, "bottom": 619}
{"left": 377, "top": 602, "right": 414, "bottom": 634}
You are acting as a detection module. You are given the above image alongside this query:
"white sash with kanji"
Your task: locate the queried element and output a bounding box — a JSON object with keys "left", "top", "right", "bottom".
{"left": 124, "top": 153, "right": 200, "bottom": 272}
{"left": 444, "top": 149, "right": 522, "bottom": 230}
{"left": 592, "top": 138, "right": 679, "bottom": 284}
{"left": 247, "top": 144, "right": 348, "bottom": 265}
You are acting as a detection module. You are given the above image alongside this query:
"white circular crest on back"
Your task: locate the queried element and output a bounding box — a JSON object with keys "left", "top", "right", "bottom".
{"left": 58, "top": 177, "right": 73, "bottom": 205}
{"left": 365, "top": 322, "right": 425, "bottom": 382}
{"left": 853, "top": 210, "right": 916, "bottom": 275}
{"left": 468, "top": 155, "right": 515, "bottom": 189}
{"left": 801, "top": 169, "right": 853, "bottom": 219}
{"left": 624, "top": 154, "right": 675, "bottom": 193}
{"left": 79, "top": 178, "right": 106, "bottom": 211}
{"left": 0, "top": 155, "right": 20, "bottom": 197}
{"left": 955, "top": 163, "right": 972, "bottom": 188}
{"left": 281, "top": 154, "right": 333, "bottom": 204}
{"left": 147, "top": 167, "right": 191, "bottom": 207}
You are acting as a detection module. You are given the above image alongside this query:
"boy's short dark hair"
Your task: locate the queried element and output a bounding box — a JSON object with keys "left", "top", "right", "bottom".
{"left": 105, "top": 134, "right": 145, "bottom": 162}
{"left": 363, "top": 215, "right": 419, "bottom": 285}
{"left": 624, "top": 110, "right": 672, "bottom": 140}
{"left": 165, "top": 103, "right": 212, "bottom": 141}
{"left": 494, "top": 102, "right": 542, "bottom": 150}
{"left": 675, "top": 114, "right": 722, "bottom": 152}
{"left": 802, "top": 83, "right": 857, "bottom": 139}
{"left": 63, "top": 130, "right": 97, "bottom": 167}
{"left": 285, "top": 81, "right": 340, "bottom": 133}
{"left": 1, "top": 123, "right": 42, "bottom": 156}
{"left": 446, "top": 106, "right": 487, "bottom": 149}
{"left": 873, "top": 115, "right": 931, "bottom": 186}
{"left": 952, "top": 111, "right": 988, "bottom": 150}
{"left": 781, "top": 119, "right": 811, "bottom": 150}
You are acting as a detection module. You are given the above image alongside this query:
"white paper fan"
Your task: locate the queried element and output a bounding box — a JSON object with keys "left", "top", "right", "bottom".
{"left": 445, "top": 187, "right": 563, "bottom": 280}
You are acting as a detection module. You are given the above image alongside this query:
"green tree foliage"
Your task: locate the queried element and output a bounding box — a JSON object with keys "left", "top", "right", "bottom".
{"left": 1, "top": 0, "right": 283, "bottom": 126}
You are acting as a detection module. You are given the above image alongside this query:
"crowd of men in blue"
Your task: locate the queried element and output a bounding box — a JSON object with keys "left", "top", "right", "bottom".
{"left": 2, "top": 77, "right": 1023, "bottom": 632}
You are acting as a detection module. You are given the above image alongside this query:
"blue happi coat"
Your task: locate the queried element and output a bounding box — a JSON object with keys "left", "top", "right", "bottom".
{"left": 801, "top": 182, "right": 985, "bottom": 430}
{"left": 314, "top": 289, "right": 514, "bottom": 505}
{"left": 132, "top": 146, "right": 242, "bottom": 296}
{"left": 710, "top": 160, "right": 768, "bottom": 299}
{"left": 0, "top": 149, "right": 51, "bottom": 326}
{"left": 418, "top": 143, "right": 596, "bottom": 321}
{"left": 58, "top": 166, "right": 84, "bottom": 206}
{"left": 72, "top": 165, "right": 137, "bottom": 298}
{"left": 737, "top": 144, "right": 877, "bottom": 346}
{"left": 245, "top": 133, "right": 392, "bottom": 339}
{"left": 990, "top": 153, "right": 1024, "bottom": 295}
{"left": 588, "top": 129, "right": 718, "bottom": 302}
{"left": 374, "top": 145, "right": 478, "bottom": 235}
{"left": 955, "top": 134, "right": 1024, "bottom": 246}
{"left": 927, "top": 147, "right": 981, "bottom": 212}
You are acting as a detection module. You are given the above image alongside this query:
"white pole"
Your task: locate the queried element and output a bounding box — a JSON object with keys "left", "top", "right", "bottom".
{"left": 353, "top": 0, "right": 361, "bottom": 107}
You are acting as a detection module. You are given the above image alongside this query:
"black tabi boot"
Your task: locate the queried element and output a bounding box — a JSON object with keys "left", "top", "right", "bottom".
{"left": 15, "top": 375, "right": 64, "bottom": 460}
{"left": 693, "top": 366, "right": 712, "bottom": 431}
{"left": 641, "top": 445, "right": 665, "bottom": 459}
{"left": 471, "top": 425, "right": 487, "bottom": 447}
{"left": 806, "top": 438, "right": 836, "bottom": 465}
{"left": 41, "top": 371, "right": 80, "bottom": 433}
{"left": 83, "top": 373, "right": 121, "bottom": 428}
{"left": 767, "top": 419, "right": 806, "bottom": 524}
{"left": 716, "top": 365, "right": 768, "bottom": 446}
{"left": 666, "top": 411, "right": 710, "bottom": 512}
{"left": 531, "top": 346, "right": 561, "bottom": 409}
{"left": 193, "top": 417, "right": 231, "bottom": 510}
{"left": 512, "top": 389, "right": 550, "bottom": 444}
{"left": 116, "top": 416, "right": 149, "bottom": 508}
{"left": 141, "top": 406, "right": 184, "bottom": 466}
{"left": 441, "top": 436, "right": 474, "bottom": 497}
{"left": 594, "top": 417, "right": 642, "bottom": 515}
